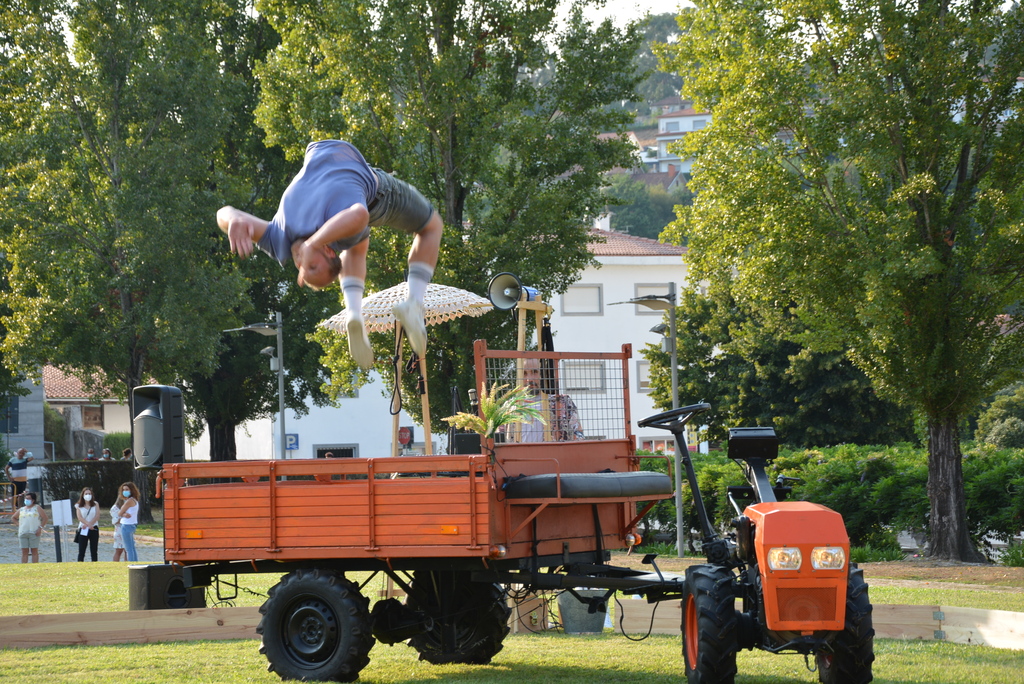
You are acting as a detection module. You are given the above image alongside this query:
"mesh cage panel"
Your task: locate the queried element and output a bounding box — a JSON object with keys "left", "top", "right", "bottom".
{"left": 482, "top": 356, "right": 626, "bottom": 442}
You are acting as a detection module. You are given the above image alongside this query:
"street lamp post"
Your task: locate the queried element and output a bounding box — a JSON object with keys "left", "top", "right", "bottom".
{"left": 613, "top": 283, "right": 683, "bottom": 556}
{"left": 225, "top": 312, "right": 286, "bottom": 460}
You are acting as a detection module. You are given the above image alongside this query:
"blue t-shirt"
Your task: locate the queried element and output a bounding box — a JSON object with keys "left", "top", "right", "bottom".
{"left": 257, "top": 141, "right": 379, "bottom": 264}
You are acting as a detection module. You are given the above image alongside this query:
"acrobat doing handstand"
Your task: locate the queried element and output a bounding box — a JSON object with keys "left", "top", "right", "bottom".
{"left": 218, "top": 140, "right": 441, "bottom": 369}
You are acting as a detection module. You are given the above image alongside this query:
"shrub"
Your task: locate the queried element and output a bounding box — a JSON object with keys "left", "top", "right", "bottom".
{"left": 976, "top": 384, "right": 1024, "bottom": 447}
{"left": 44, "top": 403, "right": 67, "bottom": 458}
{"left": 40, "top": 460, "right": 135, "bottom": 507}
{"left": 851, "top": 544, "right": 906, "bottom": 563}
{"left": 103, "top": 432, "right": 131, "bottom": 457}
{"left": 1001, "top": 542, "right": 1024, "bottom": 568}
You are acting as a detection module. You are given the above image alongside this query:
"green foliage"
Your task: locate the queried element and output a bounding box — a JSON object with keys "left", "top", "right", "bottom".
{"left": 0, "top": 0, "right": 247, "bottom": 401}
{"left": 255, "top": 0, "right": 645, "bottom": 422}
{"left": 1001, "top": 542, "right": 1024, "bottom": 568}
{"left": 644, "top": 285, "right": 915, "bottom": 448}
{"left": 102, "top": 432, "right": 131, "bottom": 457}
{"left": 602, "top": 174, "right": 691, "bottom": 240}
{"left": 40, "top": 460, "right": 135, "bottom": 508}
{"left": 976, "top": 384, "right": 1024, "bottom": 449}
{"left": 442, "top": 384, "right": 544, "bottom": 442}
{"left": 43, "top": 403, "right": 67, "bottom": 458}
{"left": 660, "top": 0, "right": 1024, "bottom": 561}
{"left": 850, "top": 544, "right": 907, "bottom": 564}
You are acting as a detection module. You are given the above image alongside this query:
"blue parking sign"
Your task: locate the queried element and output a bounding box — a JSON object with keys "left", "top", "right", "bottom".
{"left": 285, "top": 433, "right": 299, "bottom": 451}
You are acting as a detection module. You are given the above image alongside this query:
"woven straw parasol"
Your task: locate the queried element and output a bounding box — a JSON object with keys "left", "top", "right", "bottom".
{"left": 320, "top": 283, "right": 492, "bottom": 334}
{"left": 320, "top": 283, "right": 493, "bottom": 456}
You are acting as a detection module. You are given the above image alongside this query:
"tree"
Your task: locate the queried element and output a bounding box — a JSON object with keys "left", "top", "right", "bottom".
{"left": 602, "top": 173, "right": 691, "bottom": 240}
{"left": 633, "top": 12, "right": 684, "bottom": 111}
{"left": 0, "top": 0, "right": 247, "bottom": 516}
{"left": 256, "top": 0, "right": 645, "bottom": 419}
{"left": 662, "top": 0, "right": 1024, "bottom": 560}
{"left": 643, "top": 286, "right": 915, "bottom": 448}
{"left": 179, "top": 3, "right": 338, "bottom": 461}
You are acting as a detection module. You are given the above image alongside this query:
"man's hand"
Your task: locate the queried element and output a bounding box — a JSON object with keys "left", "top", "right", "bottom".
{"left": 227, "top": 217, "right": 256, "bottom": 258}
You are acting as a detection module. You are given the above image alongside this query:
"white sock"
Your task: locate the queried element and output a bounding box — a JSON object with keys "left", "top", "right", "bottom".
{"left": 407, "top": 262, "right": 433, "bottom": 303}
{"left": 342, "top": 277, "right": 365, "bottom": 321}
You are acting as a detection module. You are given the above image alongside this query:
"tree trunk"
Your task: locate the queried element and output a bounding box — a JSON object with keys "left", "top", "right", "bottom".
{"left": 209, "top": 420, "right": 238, "bottom": 462}
{"left": 926, "top": 418, "right": 985, "bottom": 562}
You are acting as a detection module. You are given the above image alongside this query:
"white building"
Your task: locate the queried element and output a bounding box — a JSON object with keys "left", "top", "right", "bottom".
{"left": 655, "top": 107, "right": 711, "bottom": 174}
{"left": 196, "top": 228, "right": 690, "bottom": 460}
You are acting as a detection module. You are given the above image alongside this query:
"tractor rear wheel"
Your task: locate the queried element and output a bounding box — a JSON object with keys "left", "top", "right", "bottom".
{"left": 406, "top": 570, "right": 511, "bottom": 665}
{"left": 682, "top": 564, "right": 738, "bottom": 684}
{"left": 816, "top": 565, "right": 874, "bottom": 684}
{"left": 257, "top": 569, "right": 374, "bottom": 682}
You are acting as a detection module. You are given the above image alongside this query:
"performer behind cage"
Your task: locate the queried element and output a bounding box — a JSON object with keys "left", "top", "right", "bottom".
{"left": 217, "top": 140, "right": 442, "bottom": 369}
{"left": 518, "top": 358, "right": 584, "bottom": 442}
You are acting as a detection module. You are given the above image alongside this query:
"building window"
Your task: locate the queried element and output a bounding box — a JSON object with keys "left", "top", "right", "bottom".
{"left": 640, "top": 438, "right": 675, "bottom": 454}
{"left": 693, "top": 119, "right": 706, "bottom": 130}
{"left": 83, "top": 405, "right": 103, "bottom": 430}
{"left": 561, "top": 360, "right": 606, "bottom": 393}
{"left": 561, "top": 284, "right": 603, "bottom": 316}
{"left": 633, "top": 283, "right": 672, "bottom": 316}
{"left": 637, "top": 360, "right": 652, "bottom": 393}
{"left": 0, "top": 396, "right": 19, "bottom": 434}
{"left": 316, "top": 444, "right": 359, "bottom": 459}
{"left": 665, "top": 121, "right": 679, "bottom": 132}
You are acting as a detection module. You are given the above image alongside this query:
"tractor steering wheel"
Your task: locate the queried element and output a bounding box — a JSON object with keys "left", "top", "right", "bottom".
{"left": 637, "top": 403, "right": 712, "bottom": 431}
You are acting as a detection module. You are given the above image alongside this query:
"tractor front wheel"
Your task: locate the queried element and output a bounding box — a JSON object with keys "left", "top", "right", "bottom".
{"left": 816, "top": 565, "right": 874, "bottom": 684}
{"left": 257, "top": 569, "right": 374, "bottom": 682}
{"left": 682, "top": 564, "right": 738, "bottom": 684}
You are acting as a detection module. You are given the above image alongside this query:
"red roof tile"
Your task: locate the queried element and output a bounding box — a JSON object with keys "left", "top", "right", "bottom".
{"left": 589, "top": 229, "right": 686, "bottom": 257}
{"left": 43, "top": 366, "right": 116, "bottom": 401}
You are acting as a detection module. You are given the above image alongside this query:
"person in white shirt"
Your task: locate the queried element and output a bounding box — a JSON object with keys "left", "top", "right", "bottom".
{"left": 75, "top": 487, "right": 101, "bottom": 562}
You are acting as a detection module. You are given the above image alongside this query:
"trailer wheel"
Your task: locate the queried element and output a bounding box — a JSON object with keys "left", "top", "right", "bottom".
{"left": 682, "top": 564, "right": 738, "bottom": 684}
{"left": 816, "top": 565, "right": 874, "bottom": 684}
{"left": 257, "top": 569, "right": 374, "bottom": 682}
{"left": 406, "top": 570, "right": 511, "bottom": 665}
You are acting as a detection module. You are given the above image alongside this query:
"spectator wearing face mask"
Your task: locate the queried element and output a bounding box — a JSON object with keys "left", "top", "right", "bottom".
{"left": 99, "top": 448, "right": 112, "bottom": 460}
{"left": 84, "top": 448, "right": 97, "bottom": 460}
{"left": 75, "top": 487, "right": 100, "bottom": 562}
{"left": 115, "top": 482, "right": 141, "bottom": 562}
{"left": 12, "top": 491, "right": 47, "bottom": 563}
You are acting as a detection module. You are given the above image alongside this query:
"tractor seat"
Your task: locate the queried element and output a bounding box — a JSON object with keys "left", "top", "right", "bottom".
{"left": 503, "top": 471, "right": 672, "bottom": 499}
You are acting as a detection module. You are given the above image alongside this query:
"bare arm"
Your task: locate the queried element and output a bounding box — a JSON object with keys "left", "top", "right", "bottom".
{"left": 217, "top": 206, "right": 269, "bottom": 259}
{"left": 296, "top": 204, "right": 370, "bottom": 265}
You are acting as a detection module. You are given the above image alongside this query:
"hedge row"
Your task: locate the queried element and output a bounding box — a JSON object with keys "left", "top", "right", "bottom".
{"left": 641, "top": 443, "right": 1024, "bottom": 556}
{"left": 39, "top": 461, "right": 157, "bottom": 508}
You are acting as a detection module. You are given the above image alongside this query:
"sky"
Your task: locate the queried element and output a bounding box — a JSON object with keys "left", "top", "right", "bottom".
{"left": 578, "top": 0, "right": 692, "bottom": 26}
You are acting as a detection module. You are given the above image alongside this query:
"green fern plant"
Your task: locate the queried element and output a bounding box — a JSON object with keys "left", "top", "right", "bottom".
{"left": 442, "top": 383, "right": 546, "bottom": 443}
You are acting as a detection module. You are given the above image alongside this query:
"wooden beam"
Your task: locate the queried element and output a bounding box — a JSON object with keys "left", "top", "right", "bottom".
{"left": 0, "top": 606, "right": 260, "bottom": 648}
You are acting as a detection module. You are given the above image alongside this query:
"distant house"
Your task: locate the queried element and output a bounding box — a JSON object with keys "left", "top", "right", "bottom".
{"left": 42, "top": 366, "right": 129, "bottom": 459}
{"left": 656, "top": 107, "right": 711, "bottom": 173}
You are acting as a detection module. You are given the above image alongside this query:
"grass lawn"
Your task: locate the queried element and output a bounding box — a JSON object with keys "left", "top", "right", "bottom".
{"left": 1, "top": 632, "right": 1022, "bottom": 683}
{"left": 1, "top": 563, "right": 1022, "bottom": 683}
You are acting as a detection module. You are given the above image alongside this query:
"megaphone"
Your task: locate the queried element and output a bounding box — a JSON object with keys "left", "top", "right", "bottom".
{"left": 487, "top": 272, "right": 539, "bottom": 310}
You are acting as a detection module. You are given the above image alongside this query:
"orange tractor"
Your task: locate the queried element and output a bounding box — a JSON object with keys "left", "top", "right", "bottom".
{"left": 637, "top": 403, "right": 875, "bottom": 683}
{"left": 142, "top": 343, "right": 872, "bottom": 683}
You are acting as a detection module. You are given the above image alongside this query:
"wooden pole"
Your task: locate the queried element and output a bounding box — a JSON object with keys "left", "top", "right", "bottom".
{"left": 392, "top": 324, "right": 403, "bottom": 458}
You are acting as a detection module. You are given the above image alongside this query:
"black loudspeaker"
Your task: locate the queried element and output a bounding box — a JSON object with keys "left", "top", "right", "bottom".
{"left": 451, "top": 433, "right": 482, "bottom": 455}
{"left": 133, "top": 385, "right": 184, "bottom": 470}
{"left": 128, "top": 563, "right": 206, "bottom": 610}
{"left": 487, "top": 272, "right": 539, "bottom": 310}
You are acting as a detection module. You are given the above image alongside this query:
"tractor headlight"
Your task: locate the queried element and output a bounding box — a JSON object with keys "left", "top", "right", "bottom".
{"left": 811, "top": 546, "right": 846, "bottom": 570}
{"left": 767, "top": 547, "right": 802, "bottom": 570}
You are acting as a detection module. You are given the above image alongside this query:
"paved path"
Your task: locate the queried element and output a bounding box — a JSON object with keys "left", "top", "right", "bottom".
{"left": 0, "top": 508, "right": 164, "bottom": 564}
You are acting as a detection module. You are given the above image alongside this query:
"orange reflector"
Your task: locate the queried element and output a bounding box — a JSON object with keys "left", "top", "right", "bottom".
{"left": 183, "top": 530, "right": 204, "bottom": 539}
{"left": 440, "top": 526, "right": 459, "bottom": 535}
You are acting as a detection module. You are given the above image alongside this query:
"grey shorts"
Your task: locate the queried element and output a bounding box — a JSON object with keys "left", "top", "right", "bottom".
{"left": 19, "top": 532, "right": 39, "bottom": 549}
{"left": 367, "top": 168, "right": 436, "bottom": 235}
